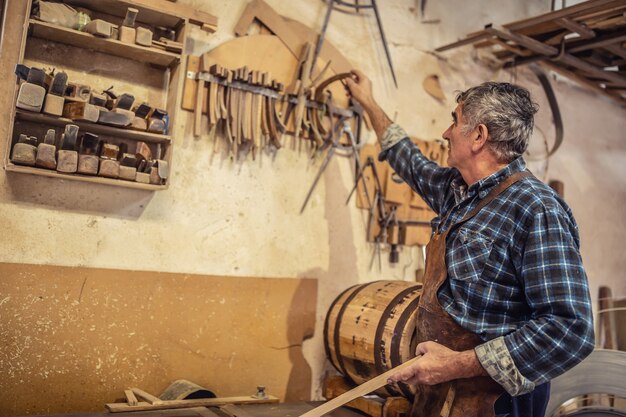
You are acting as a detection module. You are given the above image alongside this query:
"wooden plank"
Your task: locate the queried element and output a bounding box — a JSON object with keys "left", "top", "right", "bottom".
{"left": 182, "top": 55, "right": 200, "bottom": 111}
{"left": 125, "top": 389, "right": 139, "bottom": 406}
{"left": 30, "top": 20, "right": 180, "bottom": 68}
{"left": 555, "top": 17, "right": 596, "bottom": 39}
{"left": 298, "top": 356, "right": 421, "bottom": 417}
{"left": 566, "top": 30, "right": 626, "bottom": 54}
{"left": 132, "top": 388, "right": 161, "bottom": 404}
{"left": 505, "top": 0, "right": 624, "bottom": 32}
{"left": 540, "top": 60, "right": 626, "bottom": 104}
{"left": 487, "top": 26, "right": 626, "bottom": 86}
{"left": 435, "top": 32, "right": 492, "bottom": 52}
{"left": 106, "top": 395, "right": 280, "bottom": 412}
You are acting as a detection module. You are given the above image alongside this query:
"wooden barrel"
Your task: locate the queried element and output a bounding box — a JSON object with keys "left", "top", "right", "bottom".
{"left": 324, "top": 280, "right": 422, "bottom": 399}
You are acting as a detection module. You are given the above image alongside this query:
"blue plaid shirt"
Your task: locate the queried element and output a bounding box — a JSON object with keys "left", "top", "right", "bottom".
{"left": 379, "top": 124, "right": 594, "bottom": 396}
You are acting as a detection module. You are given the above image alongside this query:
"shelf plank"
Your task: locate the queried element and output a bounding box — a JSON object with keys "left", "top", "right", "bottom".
{"left": 15, "top": 110, "right": 171, "bottom": 144}
{"left": 29, "top": 19, "right": 180, "bottom": 68}
{"left": 5, "top": 163, "right": 167, "bottom": 191}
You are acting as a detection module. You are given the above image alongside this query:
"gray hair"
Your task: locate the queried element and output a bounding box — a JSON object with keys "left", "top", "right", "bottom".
{"left": 456, "top": 82, "right": 538, "bottom": 163}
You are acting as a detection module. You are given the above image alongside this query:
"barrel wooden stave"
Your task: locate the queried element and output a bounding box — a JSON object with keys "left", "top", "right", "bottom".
{"left": 324, "top": 280, "right": 422, "bottom": 399}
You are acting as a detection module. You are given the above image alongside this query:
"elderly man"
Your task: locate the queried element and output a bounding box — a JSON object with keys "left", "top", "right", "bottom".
{"left": 345, "top": 70, "right": 594, "bottom": 417}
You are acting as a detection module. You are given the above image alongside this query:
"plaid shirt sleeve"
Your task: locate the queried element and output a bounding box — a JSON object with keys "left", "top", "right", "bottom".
{"left": 379, "top": 123, "right": 456, "bottom": 215}
{"left": 476, "top": 203, "right": 595, "bottom": 395}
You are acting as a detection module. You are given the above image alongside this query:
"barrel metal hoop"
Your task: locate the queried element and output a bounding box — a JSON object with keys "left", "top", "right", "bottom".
{"left": 374, "top": 284, "right": 422, "bottom": 397}
{"left": 390, "top": 290, "right": 422, "bottom": 399}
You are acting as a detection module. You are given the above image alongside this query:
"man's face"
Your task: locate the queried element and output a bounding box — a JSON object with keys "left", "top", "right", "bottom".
{"left": 442, "top": 104, "right": 474, "bottom": 171}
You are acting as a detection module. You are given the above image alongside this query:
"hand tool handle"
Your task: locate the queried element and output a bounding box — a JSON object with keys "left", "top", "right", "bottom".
{"left": 298, "top": 355, "right": 421, "bottom": 417}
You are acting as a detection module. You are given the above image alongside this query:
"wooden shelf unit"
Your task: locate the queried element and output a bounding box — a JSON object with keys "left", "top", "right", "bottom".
{"left": 4, "top": 0, "right": 188, "bottom": 191}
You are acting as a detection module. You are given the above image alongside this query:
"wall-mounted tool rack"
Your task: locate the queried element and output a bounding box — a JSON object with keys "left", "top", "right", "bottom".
{"left": 188, "top": 57, "right": 362, "bottom": 160}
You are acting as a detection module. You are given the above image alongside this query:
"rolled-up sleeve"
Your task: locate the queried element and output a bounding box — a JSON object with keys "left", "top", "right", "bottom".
{"left": 378, "top": 123, "right": 457, "bottom": 215}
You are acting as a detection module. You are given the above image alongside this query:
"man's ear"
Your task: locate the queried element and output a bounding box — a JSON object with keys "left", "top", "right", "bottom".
{"left": 472, "top": 123, "right": 489, "bottom": 151}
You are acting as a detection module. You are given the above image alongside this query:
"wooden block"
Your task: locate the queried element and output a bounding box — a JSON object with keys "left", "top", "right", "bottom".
{"left": 159, "top": 37, "right": 183, "bottom": 53}
{"left": 119, "top": 26, "right": 136, "bottom": 44}
{"left": 149, "top": 166, "right": 161, "bottom": 185}
{"left": 135, "top": 171, "right": 150, "bottom": 183}
{"left": 16, "top": 83, "right": 45, "bottom": 112}
{"left": 56, "top": 150, "right": 78, "bottom": 173}
{"left": 43, "top": 129, "right": 56, "bottom": 145}
{"left": 63, "top": 102, "right": 99, "bottom": 122}
{"left": 11, "top": 143, "right": 37, "bottom": 166}
{"left": 77, "top": 154, "right": 99, "bottom": 175}
{"left": 101, "top": 143, "right": 120, "bottom": 160}
{"left": 89, "top": 92, "right": 108, "bottom": 107}
{"left": 49, "top": 72, "right": 68, "bottom": 96}
{"left": 61, "top": 125, "right": 79, "bottom": 150}
{"left": 148, "top": 118, "right": 166, "bottom": 134}
{"left": 18, "top": 134, "right": 37, "bottom": 146}
{"left": 98, "top": 109, "right": 132, "bottom": 127}
{"left": 98, "top": 159, "right": 120, "bottom": 178}
{"left": 135, "top": 142, "right": 152, "bottom": 161}
{"left": 79, "top": 133, "right": 100, "bottom": 155}
{"left": 135, "top": 27, "right": 153, "bottom": 47}
{"left": 130, "top": 117, "right": 148, "bottom": 131}
{"left": 42, "top": 94, "right": 64, "bottom": 116}
{"left": 35, "top": 143, "right": 57, "bottom": 169}
{"left": 156, "top": 160, "right": 169, "bottom": 180}
{"left": 65, "top": 83, "right": 91, "bottom": 101}
{"left": 82, "top": 19, "right": 114, "bottom": 37}
{"left": 123, "top": 7, "right": 139, "bottom": 27}
{"left": 119, "top": 165, "right": 137, "bottom": 181}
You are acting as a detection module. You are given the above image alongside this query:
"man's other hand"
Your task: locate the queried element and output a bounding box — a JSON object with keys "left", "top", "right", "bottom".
{"left": 386, "top": 341, "right": 488, "bottom": 386}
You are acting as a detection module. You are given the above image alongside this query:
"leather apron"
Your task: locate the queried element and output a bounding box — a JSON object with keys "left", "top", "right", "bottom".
{"left": 410, "top": 171, "right": 531, "bottom": 417}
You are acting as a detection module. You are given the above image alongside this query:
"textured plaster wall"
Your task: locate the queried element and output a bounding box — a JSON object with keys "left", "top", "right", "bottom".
{"left": 1, "top": 0, "right": 625, "bottom": 407}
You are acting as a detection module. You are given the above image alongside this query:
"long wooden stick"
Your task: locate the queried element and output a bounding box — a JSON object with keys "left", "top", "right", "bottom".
{"left": 299, "top": 355, "right": 421, "bottom": 417}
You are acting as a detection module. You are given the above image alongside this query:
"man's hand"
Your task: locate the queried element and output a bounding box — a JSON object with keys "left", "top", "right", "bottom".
{"left": 344, "top": 69, "right": 392, "bottom": 139}
{"left": 387, "top": 341, "right": 488, "bottom": 386}
{"left": 344, "top": 69, "right": 375, "bottom": 110}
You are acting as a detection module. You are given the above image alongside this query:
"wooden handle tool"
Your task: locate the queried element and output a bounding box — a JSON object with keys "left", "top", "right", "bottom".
{"left": 298, "top": 355, "right": 421, "bottom": 417}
